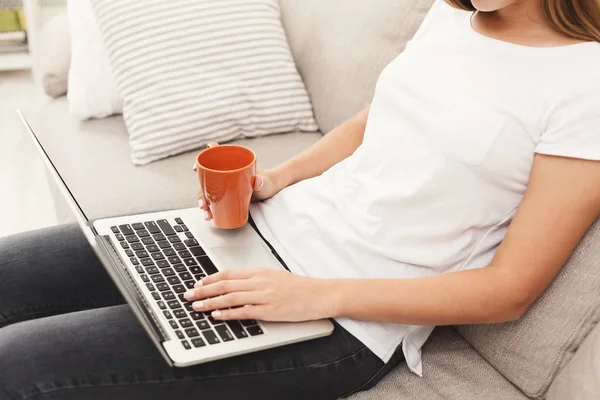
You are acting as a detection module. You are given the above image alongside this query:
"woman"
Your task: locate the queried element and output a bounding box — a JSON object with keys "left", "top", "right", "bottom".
{"left": 1, "top": 0, "right": 599, "bottom": 399}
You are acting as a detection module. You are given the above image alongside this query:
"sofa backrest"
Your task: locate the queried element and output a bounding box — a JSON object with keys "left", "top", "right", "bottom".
{"left": 456, "top": 218, "right": 600, "bottom": 398}
{"left": 279, "top": 0, "right": 434, "bottom": 134}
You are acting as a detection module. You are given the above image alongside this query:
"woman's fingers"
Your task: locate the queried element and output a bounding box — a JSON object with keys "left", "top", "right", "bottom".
{"left": 191, "top": 292, "right": 264, "bottom": 312}
{"left": 197, "top": 191, "right": 212, "bottom": 220}
{"left": 253, "top": 175, "right": 265, "bottom": 192}
{"left": 184, "top": 278, "right": 255, "bottom": 301}
{"left": 197, "top": 268, "right": 260, "bottom": 287}
{"left": 209, "top": 305, "right": 265, "bottom": 321}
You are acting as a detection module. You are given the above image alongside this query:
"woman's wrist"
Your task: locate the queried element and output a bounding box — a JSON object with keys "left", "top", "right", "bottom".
{"left": 317, "top": 279, "right": 354, "bottom": 319}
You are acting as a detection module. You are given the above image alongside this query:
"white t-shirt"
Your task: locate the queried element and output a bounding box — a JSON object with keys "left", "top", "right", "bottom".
{"left": 251, "top": 0, "right": 600, "bottom": 375}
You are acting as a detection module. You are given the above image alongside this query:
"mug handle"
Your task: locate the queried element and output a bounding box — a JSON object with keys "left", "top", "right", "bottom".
{"left": 192, "top": 142, "right": 220, "bottom": 171}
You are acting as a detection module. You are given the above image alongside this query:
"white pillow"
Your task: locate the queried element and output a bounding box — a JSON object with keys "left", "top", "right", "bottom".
{"left": 66, "top": 0, "right": 122, "bottom": 119}
{"left": 90, "top": 0, "right": 319, "bottom": 165}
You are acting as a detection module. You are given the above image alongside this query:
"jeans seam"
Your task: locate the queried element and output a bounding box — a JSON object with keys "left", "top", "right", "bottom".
{"left": 0, "top": 303, "right": 119, "bottom": 325}
{"left": 17, "top": 346, "right": 371, "bottom": 400}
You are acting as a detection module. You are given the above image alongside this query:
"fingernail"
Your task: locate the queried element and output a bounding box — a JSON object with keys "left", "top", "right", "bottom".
{"left": 257, "top": 176, "right": 264, "bottom": 190}
{"left": 212, "top": 310, "right": 222, "bottom": 318}
{"left": 204, "top": 210, "right": 210, "bottom": 220}
{"left": 183, "top": 290, "right": 195, "bottom": 300}
{"left": 198, "top": 198, "right": 204, "bottom": 208}
{"left": 192, "top": 301, "right": 204, "bottom": 310}
{"left": 194, "top": 280, "right": 203, "bottom": 288}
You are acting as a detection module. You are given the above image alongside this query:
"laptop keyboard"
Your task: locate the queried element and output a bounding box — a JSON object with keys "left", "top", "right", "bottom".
{"left": 111, "top": 218, "right": 264, "bottom": 350}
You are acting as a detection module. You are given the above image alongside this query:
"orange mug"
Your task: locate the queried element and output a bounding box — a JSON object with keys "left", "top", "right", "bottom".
{"left": 194, "top": 143, "right": 256, "bottom": 229}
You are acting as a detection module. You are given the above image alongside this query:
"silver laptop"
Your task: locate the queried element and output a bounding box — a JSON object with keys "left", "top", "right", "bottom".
{"left": 18, "top": 110, "right": 333, "bottom": 368}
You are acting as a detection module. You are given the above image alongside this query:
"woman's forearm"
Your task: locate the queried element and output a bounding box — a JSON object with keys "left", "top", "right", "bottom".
{"left": 328, "top": 266, "right": 528, "bottom": 326}
{"left": 273, "top": 107, "right": 369, "bottom": 189}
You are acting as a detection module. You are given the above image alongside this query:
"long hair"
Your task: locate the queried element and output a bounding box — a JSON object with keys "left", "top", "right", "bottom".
{"left": 445, "top": 0, "right": 600, "bottom": 42}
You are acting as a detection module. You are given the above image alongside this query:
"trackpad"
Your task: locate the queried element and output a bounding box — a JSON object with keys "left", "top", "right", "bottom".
{"left": 211, "top": 242, "right": 283, "bottom": 271}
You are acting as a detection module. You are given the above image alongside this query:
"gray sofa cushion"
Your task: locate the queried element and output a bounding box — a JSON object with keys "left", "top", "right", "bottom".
{"left": 349, "top": 327, "right": 527, "bottom": 400}
{"left": 547, "top": 321, "right": 600, "bottom": 400}
{"left": 279, "top": 0, "right": 434, "bottom": 134}
{"left": 456, "top": 218, "right": 600, "bottom": 398}
{"left": 24, "top": 99, "right": 322, "bottom": 220}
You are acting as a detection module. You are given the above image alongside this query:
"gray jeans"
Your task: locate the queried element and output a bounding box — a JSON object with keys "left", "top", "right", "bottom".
{"left": 0, "top": 225, "right": 403, "bottom": 400}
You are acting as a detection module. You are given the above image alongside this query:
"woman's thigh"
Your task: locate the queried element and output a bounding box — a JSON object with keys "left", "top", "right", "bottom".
{"left": 0, "top": 305, "right": 398, "bottom": 400}
{"left": 0, "top": 224, "right": 124, "bottom": 327}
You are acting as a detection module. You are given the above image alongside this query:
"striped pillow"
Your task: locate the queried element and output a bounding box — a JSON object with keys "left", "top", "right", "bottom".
{"left": 90, "top": 0, "right": 318, "bottom": 165}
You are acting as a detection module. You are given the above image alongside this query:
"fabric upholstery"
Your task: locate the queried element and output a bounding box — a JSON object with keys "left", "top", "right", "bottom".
{"left": 546, "top": 321, "right": 600, "bottom": 400}
{"left": 348, "top": 327, "right": 527, "bottom": 400}
{"left": 23, "top": 99, "right": 322, "bottom": 220}
{"left": 279, "top": 0, "right": 434, "bottom": 134}
{"left": 38, "top": 11, "right": 70, "bottom": 98}
{"left": 456, "top": 218, "right": 600, "bottom": 398}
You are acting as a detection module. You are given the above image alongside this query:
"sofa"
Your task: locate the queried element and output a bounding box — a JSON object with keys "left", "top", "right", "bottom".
{"left": 24, "top": 0, "right": 600, "bottom": 398}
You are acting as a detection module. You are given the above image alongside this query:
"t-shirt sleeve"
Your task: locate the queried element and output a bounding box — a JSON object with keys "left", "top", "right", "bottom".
{"left": 535, "top": 81, "right": 600, "bottom": 161}
{"left": 411, "top": 0, "right": 460, "bottom": 41}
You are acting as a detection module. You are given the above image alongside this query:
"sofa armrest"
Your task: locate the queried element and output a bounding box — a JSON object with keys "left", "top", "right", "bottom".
{"left": 547, "top": 320, "right": 600, "bottom": 400}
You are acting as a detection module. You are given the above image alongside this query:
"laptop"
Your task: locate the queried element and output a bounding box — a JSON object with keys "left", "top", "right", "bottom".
{"left": 17, "top": 110, "right": 333, "bottom": 368}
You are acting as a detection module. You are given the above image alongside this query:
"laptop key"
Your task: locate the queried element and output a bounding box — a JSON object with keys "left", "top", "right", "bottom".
{"left": 131, "top": 243, "right": 144, "bottom": 251}
{"left": 163, "top": 248, "right": 176, "bottom": 257}
{"left": 185, "top": 328, "right": 200, "bottom": 338}
{"left": 144, "top": 221, "right": 161, "bottom": 234}
{"left": 189, "top": 246, "right": 206, "bottom": 256}
{"left": 162, "top": 268, "right": 176, "bottom": 277}
{"left": 175, "top": 330, "right": 185, "bottom": 340}
{"left": 157, "top": 241, "right": 171, "bottom": 249}
{"left": 137, "top": 229, "right": 150, "bottom": 238}
{"left": 240, "top": 320, "right": 258, "bottom": 327}
{"left": 119, "top": 224, "right": 134, "bottom": 235}
{"left": 175, "top": 218, "right": 184, "bottom": 224}
{"left": 163, "top": 311, "right": 172, "bottom": 319}
{"left": 197, "top": 257, "right": 218, "bottom": 275}
{"left": 202, "top": 330, "right": 220, "bottom": 345}
{"left": 115, "top": 233, "right": 124, "bottom": 241}
{"left": 168, "top": 256, "right": 182, "bottom": 265}
{"left": 157, "top": 260, "right": 170, "bottom": 268}
{"left": 146, "top": 244, "right": 160, "bottom": 253}
{"left": 125, "top": 249, "right": 134, "bottom": 257}
{"left": 169, "top": 320, "right": 178, "bottom": 329}
{"left": 141, "top": 258, "right": 154, "bottom": 267}
{"left": 190, "top": 312, "right": 204, "bottom": 320}
{"left": 179, "top": 272, "right": 193, "bottom": 281}
{"left": 184, "top": 258, "right": 198, "bottom": 267}
{"left": 141, "top": 275, "right": 150, "bottom": 283}
{"left": 208, "top": 316, "right": 222, "bottom": 325}
{"left": 168, "top": 236, "right": 182, "bottom": 244}
{"left": 167, "top": 276, "right": 181, "bottom": 285}
{"left": 157, "top": 301, "right": 166, "bottom": 310}
{"left": 174, "top": 225, "right": 183, "bottom": 232}
{"left": 184, "top": 239, "right": 199, "bottom": 247}
{"left": 173, "top": 309, "right": 187, "bottom": 319}
{"left": 178, "top": 250, "right": 192, "bottom": 259}
{"left": 226, "top": 321, "right": 248, "bottom": 339}
{"left": 189, "top": 266, "right": 202, "bottom": 274}
{"left": 173, "top": 243, "right": 186, "bottom": 251}
{"left": 194, "top": 274, "right": 205, "bottom": 281}
{"left": 111, "top": 226, "right": 120, "bottom": 233}
{"left": 142, "top": 237, "right": 155, "bottom": 246}
{"left": 153, "top": 233, "right": 166, "bottom": 241}
{"left": 184, "top": 280, "right": 196, "bottom": 289}
{"left": 167, "top": 300, "right": 181, "bottom": 309}
{"left": 135, "top": 250, "right": 149, "bottom": 258}
{"left": 185, "top": 232, "right": 195, "bottom": 239}
{"left": 184, "top": 303, "right": 193, "bottom": 311}
{"left": 145, "top": 282, "right": 154, "bottom": 291}
{"left": 181, "top": 224, "right": 189, "bottom": 232}
{"left": 151, "top": 252, "right": 165, "bottom": 260}
{"left": 126, "top": 235, "right": 139, "bottom": 243}
{"left": 162, "top": 292, "right": 175, "bottom": 301}
{"left": 135, "top": 266, "right": 144, "bottom": 274}
{"left": 172, "top": 284, "right": 186, "bottom": 294}
{"left": 179, "top": 318, "right": 193, "bottom": 328}
{"left": 130, "top": 257, "right": 139, "bottom": 265}
{"left": 157, "top": 282, "right": 170, "bottom": 291}
{"left": 197, "top": 320, "right": 210, "bottom": 330}
{"left": 215, "top": 325, "right": 235, "bottom": 342}
{"left": 173, "top": 264, "right": 187, "bottom": 273}
{"left": 191, "top": 338, "right": 206, "bottom": 348}
{"left": 120, "top": 242, "right": 130, "bottom": 249}
{"left": 146, "top": 266, "right": 159, "bottom": 275}
{"left": 151, "top": 292, "right": 160, "bottom": 301}
{"left": 151, "top": 275, "right": 165, "bottom": 283}
{"left": 132, "top": 223, "right": 145, "bottom": 230}
{"left": 157, "top": 219, "right": 176, "bottom": 236}
{"left": 246, "top": 326, "right": 264, "bottom": 336}
{"left": 181, "top": 340, "right": 191, "bottom": 350}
